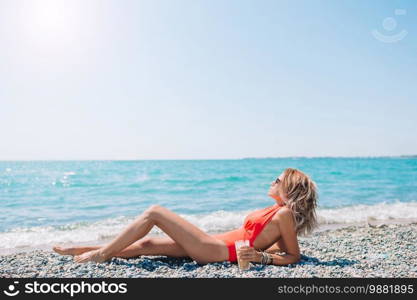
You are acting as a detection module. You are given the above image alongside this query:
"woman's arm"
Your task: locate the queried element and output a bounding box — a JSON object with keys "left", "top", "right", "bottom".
{"left": 265, "top": 239, "right": 288, "bottom": 254}
{"left": 263, "top": 209, "right": 301, "bottom": 265}
{"left": 261, "top": 251, "right": 300, "bottom": 265}
{"left": 240, "top": 208, "right": 301, "bottom": 265}
{"left": 242, "top": 246, "right": 300, "bottom": 265}
{"left": 264, "top": 243, "right": 280, "bottom": 254}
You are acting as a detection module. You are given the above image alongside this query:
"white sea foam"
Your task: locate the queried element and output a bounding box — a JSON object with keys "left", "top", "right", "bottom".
{"left": 317, "top": 201, "right": 417, "bottom": 224}
{"left": 1, "top": 202, "right": 416, "bottom": 251}
{"left": 63, "top": 171, "right": 76, "bottom": 176}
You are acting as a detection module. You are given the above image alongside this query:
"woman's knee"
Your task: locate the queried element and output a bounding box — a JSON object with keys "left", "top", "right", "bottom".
{"left": 136, "top": 236, "right": 155, "bottom": 248}
{"left": 142, "top": 205, "right": 164, "bottom": 220}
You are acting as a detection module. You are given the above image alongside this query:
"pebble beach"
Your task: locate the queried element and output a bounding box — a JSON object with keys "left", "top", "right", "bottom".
{"left": 1, "top": 223, "right": 416, "bottom": 278}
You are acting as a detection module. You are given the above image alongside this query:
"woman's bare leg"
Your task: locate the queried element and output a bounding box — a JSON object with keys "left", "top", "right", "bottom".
{"left": 73, "top": 206, "right": 157, "bottom": 263}
{"left": 114, "top": 237, "right": 188, "bottom": 258}
{"left": 53, "top": 237, "right": 188, "bottom": 258}
{"left": 74, "top": 205, "right": 228, "bottom": 264}
{"left": 53, "top": 245, "right": 99, "bottom": 256}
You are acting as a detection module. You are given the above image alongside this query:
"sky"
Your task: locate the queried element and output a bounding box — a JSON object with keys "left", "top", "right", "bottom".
{"left": 0, "top": 0, "right": 416, "bottom": 160}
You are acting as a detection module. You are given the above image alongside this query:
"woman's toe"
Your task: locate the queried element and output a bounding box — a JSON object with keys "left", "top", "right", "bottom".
{"left": 53, "top": 246, "right": 64, "bottom": 254}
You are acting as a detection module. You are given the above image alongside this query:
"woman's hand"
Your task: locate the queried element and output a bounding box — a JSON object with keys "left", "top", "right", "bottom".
{"left": 237, "top": 246, "right": 262, "bottom": 263}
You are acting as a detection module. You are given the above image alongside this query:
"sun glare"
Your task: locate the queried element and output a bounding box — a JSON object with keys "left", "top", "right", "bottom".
{"left": 21, "top": 0, "right": 81, "bottom": 46}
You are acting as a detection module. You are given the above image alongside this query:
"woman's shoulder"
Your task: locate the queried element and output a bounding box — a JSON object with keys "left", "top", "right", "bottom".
{"left": 271, "top": 206, "right": 294, "bottom": 225}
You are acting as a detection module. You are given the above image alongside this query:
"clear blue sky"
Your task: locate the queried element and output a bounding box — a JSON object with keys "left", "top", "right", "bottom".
{"left": 1, "top": 0, "right": 416, "bottom": 160}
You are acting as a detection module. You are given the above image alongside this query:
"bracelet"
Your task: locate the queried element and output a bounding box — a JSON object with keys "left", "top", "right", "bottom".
{"left": 261, "top": 252, "right": 267, "bottom": 265}
{"left": 260, "top": 251, "right": 273, "bottom": 265}
{"left": 266, "top": 252, "right": 271, "bottom": 265}
{"left": 267, "top": 253, "right": 273, "bottom": 264}
{"left": 257, "top": 249, "right": 266, "bottom": 265}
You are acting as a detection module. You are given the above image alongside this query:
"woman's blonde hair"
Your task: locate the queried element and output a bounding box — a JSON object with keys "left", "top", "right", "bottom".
{"left": 281, "top": 168, "right": 318, "bottom": 236}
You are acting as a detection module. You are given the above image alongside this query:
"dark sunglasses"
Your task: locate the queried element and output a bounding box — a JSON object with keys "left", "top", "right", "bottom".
{"left": 273, "top": 178, "right": 281, "bottom": 185}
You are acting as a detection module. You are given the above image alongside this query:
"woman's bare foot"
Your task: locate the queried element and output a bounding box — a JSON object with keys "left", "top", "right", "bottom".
{"left": 52, "top": 246, "right": 78, "bottom": 256}
{"left": 53, "top": 245, "right": 101, "bottom": 256}
{"left": 74, "top": 249, "right": 109, "bottom": 263}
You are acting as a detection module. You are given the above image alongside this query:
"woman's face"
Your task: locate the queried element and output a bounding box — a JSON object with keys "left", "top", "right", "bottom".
{"left": 268, "top": 172, "right": 288, "bottom": 205}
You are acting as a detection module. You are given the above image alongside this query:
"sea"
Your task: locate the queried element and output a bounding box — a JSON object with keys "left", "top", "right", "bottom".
{"left": 1, "top": 157, "right": 416, "bottom": 253}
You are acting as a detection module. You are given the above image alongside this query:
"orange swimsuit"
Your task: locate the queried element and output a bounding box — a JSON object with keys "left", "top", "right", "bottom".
{"left": 212, "top": 203, "right": 283, "bottom": 262}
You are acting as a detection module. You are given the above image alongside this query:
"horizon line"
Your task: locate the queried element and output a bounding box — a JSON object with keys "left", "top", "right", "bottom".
{"left": 0, "top": 154, "right": 416, "bottom": 161}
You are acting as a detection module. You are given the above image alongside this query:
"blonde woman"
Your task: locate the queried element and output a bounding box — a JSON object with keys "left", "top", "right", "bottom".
{"left": 53, "top": 168, "right": 318, "bottom": 266}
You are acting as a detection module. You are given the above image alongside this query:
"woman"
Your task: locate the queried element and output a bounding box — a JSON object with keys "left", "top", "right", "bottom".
{"left": 53, "top": 168, "right": 318, "bottom": 266}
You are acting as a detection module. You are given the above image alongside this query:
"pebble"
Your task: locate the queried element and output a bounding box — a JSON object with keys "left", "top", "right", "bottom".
{"left": 0, "top": 223, "right": 416, "bottom": 278}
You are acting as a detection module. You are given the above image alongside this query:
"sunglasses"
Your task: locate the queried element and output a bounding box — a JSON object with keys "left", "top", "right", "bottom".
{"left": 272, "top": 177, "right": 281, "bottom": 185}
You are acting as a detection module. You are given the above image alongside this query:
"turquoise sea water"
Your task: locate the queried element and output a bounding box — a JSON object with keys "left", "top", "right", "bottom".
{"left": 1, "top": 158, "right": 416, "bottom": 250}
